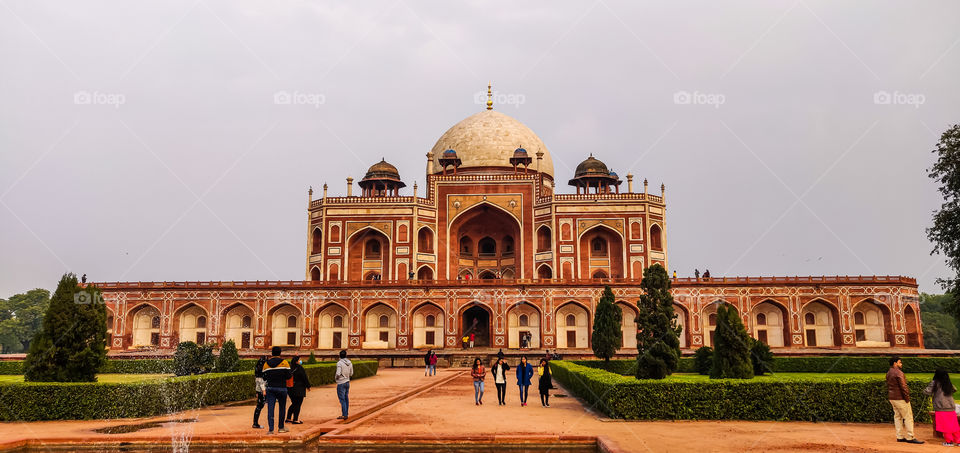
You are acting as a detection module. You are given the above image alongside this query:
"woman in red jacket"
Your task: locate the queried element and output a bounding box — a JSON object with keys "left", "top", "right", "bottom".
{"left": 471, "top": 358, "right": 485, "bottom": 405}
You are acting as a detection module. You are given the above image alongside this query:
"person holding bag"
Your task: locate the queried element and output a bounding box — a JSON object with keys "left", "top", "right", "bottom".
{"left": 471, "top": 358, "right": 486, "bottom": 405}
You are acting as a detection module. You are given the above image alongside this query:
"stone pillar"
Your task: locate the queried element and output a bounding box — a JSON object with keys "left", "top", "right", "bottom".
{"left": 346, "top": 177, "right": 354, "bottom": 197}
{"left": 426, "top": 152, "right": 435, "bottom": 175}
{"left": 627, "top": 174, "right": 634, "bottom": 193}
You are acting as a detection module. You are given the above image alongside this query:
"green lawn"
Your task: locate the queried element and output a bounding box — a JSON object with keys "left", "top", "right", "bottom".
{"left": 0, "top": 374, "right": 171, "bottom": 384}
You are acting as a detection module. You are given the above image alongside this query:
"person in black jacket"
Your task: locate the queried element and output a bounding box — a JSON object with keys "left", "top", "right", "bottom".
{"left": 285, "top": 355, "right": 312, "bottom": 424}
{"left": 262, "top": 346, "right": 292, "bottom": 434}
{"left": 252, "top": 356, "right": 267, "bottom": 429}
{"left": 538, "top": 358, "right": 554, "bottom": 407}
{"left": 490, "top": 357, "right": 510, "bottom": 405}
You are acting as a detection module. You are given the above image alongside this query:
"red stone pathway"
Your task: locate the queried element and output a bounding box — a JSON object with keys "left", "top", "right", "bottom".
{"left": 0, "top": 368, "right": 946, "bottom": 452}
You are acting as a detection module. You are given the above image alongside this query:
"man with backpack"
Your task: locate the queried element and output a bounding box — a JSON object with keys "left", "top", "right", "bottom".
{"left": 262, "top": 346, "right": 292, "bottom": 434}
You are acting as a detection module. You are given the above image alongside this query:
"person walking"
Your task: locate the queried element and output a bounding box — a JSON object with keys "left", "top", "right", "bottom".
{"left": 469, "top": 332, "right": 476, "bottom": 348}
{"left": 471, "top": 358, "right": 486, "bottom": 405}
{"left": 285, "top": 355, "right": 311, "bottom": 425}
{"left": 429, "top": 350, "right": 438, "bottom": 376}
{"left": 497, "top": 348, "right": 505, "bottom": 360}
{"left": 424, "top": 349, "right": 432, "bottom": 376}
{"left": 516, "top": 356, "right": 533, "bottom": 406}
{"left": 491, "top": 357, "right": 510, "bottom": 405}
{"left": 335, "top": 350, "right": 354, "bottom": 420}
{"left": 462, "top": 335, "right": 469, "bottom": 350}
{"left": 538, "top": 358, "right": 554, "bottom": 407}
{"left": 252, "top": 356, "right": 267, "bottom": 429}
{"left": 925, "top": 367, "right": 958, "bottom": 446}
{"left": 886, "top": 356, "right": 924, "bottom": 444}
{"left": 262, "top": 346, "right": 292, "bottom": 434}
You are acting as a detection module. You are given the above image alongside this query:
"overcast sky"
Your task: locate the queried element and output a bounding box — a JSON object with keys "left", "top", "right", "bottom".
{"left": 1, "top": 1, "right": 958, "bottom": 298}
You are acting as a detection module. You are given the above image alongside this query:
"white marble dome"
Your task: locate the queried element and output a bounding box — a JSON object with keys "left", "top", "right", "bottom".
{"left": 430, "top": 110, "right": 555, "bottom": 178}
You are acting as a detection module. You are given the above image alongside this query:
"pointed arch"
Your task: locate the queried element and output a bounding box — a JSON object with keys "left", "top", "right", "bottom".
{"left": 536, "top": 263, "right": 553, "bottom": 280}
{"left": 412, "top": 301, "right": 444, "bottom": 348}
{"left": 507, "top": 301, "right": 541, "bottom": 348}
{"left": 649, "top": 223, "right": 663, "bottom": 251}
{"left": 127, "top": 303, "right": 162, "bottom": 348}
{"left": 537, "top": 225, "right": 552, "bottom": 252}
{"left": 174, "top": 303, "right": 209, "bottom": 345}
{"left": 800, "top": 299, "right": 840, "bottom": 347}
{"left": 310, "top": 265, "right": 322, "bottom": 281}
{"left": 363, "top": 303, "right": 397, "bottom": 348}
{"left": 751, "top": 299, "right": 789, "bottom": 347}
{"left": 311, "top": 227, "right": 323, "bottom": 254}
{"left": 317, "top": 302, "right": 349, "bottom": 349}
{"left": 851, "top": 298, "right": 892, "bottom": 347}
{"left": 578, "top": 224, "right": 625, "bottom": 280}
{"left": 673, "top": 303, "right": 689, "bottom": 348}
{"left": 268, "top": 303, "right": 302, "bottom": 347}
{"left": 346, "top": 226, "right": 391, "bottom": 281}
{"left": 556, "top": 301, "right": 590, "bottom": 349}
{"left": 417, "top": 226, "right": 435, "bottom": 253}
{"left": 617, "top": 301, "right": 638, "bottom": 349}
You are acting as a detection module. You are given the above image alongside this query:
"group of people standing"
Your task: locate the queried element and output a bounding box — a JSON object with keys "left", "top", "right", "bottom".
{"left": 252, "top": 347, "right": 354, "bottom": 434}
{"left": 472, "top": 354, "right": 554, "bottom": 407}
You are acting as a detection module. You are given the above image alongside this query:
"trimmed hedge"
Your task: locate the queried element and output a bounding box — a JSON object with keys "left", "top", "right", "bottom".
{"left": 551, "top": 361, "right": 930, "bottom": 422}
{"left": 0, "top": 360, "right": 378, "bottom": 421}
{"left": 574, "top": 356, "right": 960, "bottom": 375}
{"left": 0, "top": 358, "right": 267, "bottom": 375}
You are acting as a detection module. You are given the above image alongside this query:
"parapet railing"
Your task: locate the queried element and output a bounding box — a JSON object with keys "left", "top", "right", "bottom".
{"left": 93, "top": 275, "right": 917, "bottom": 290}
{"left": 541, "top": 193, "right": 664, "bottom": 203}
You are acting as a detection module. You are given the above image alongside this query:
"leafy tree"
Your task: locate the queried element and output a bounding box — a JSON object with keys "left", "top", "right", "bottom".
{"left": 173, "top": 341, "right": 215, "bottom": 376}
{"left": 920, "top": 293, "right": 960, "bottom": 349}
{"left": 635, "top": 264, "right": 681, "bottom": 379}
{"left": 749, "top": 338, "right": 774, "bottom": 375}
{"left": 709, "top": 303, "right": 754, "bottom": 379}
{"left": 0, "top": 289, "right": 50, "bottom": 353}
{"left": 215, "top": 340, "right": 240, "bottom": 372}
{"left": 23, "top": 274, "right": 107, "bottom": 382}
{"left": 927, "top": 124, "right": 960, "bottom": 321}
{"left": 592, "top": 286, "right": 623, "bottom": 361}
{"left": 693, "top": 346, "right": 713, "bottom": 375}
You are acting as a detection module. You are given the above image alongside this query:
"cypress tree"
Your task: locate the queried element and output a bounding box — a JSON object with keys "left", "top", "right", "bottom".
{"left": 635, "top": 264, "right": 681, "bottom": 379}
{"left": 709, "top": 303, "right": 754, "bottom": 379}
{"left": 215, "top": 340, "right": 240, "bottom": 372}
{"left": 24, "top": 273, "right": 107, "bottom": 382}
{"left": 591, "top": 285, "right": 623, "bottom": 361}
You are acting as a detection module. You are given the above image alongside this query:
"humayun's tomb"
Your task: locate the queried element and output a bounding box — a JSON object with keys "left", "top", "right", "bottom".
{"left": 96, "top": 88, "right": 923, "bottom": 354}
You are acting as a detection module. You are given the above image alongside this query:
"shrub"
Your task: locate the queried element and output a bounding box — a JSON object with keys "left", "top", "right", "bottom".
{"left": 24, "top": 274, "right": 107, "bottom": 382}
{"left": 306, "top": 352, "right": 317, "bottom": 364}
{"left": 750, "top": 340, "right": 774, "bottom": 375}
{"left": 551, "top": 361, "right": 930, "bottom": 422}
{"left": 0, "top": 360, "right": 378, "bottom": 421}
{"left": 172, "top": 342, "right": 215, "bottom": 376}
{"left": 578, "top": 356, "right": 960, "bottom": 375}
{"left": 710, "top": 303, "right": 753, "bottom": 379}
{"left": 592, "top": 286, "right": 622, "bottom": 362}
{"left": 693, "top": 347, "right": 713, "bottom": 375}
{"left": 215, "top": 340, "right": 240, "bottom": 373}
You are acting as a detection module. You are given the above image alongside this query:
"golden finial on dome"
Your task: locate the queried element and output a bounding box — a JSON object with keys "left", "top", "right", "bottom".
{"left": 486, "top": 82, "right": 493, "bottom": 110}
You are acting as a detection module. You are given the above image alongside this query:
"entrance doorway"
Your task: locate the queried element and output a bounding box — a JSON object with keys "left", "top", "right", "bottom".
{"left": 462, "top": 305, "right": 491, "bottom": 347}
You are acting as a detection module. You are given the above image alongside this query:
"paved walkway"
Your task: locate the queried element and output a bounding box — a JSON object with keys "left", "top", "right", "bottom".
{"left": 0, "top": 368, "right": 945, "bottom": 452}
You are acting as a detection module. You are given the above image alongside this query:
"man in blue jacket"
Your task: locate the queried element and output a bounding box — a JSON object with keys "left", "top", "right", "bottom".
{"left": 262, "top": 346, "right": 292, "bottom": 434}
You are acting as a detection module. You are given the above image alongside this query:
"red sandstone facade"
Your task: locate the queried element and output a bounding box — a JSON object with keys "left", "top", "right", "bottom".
{"left": 96, "top": 96, "right": 922, "bottom": 352}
